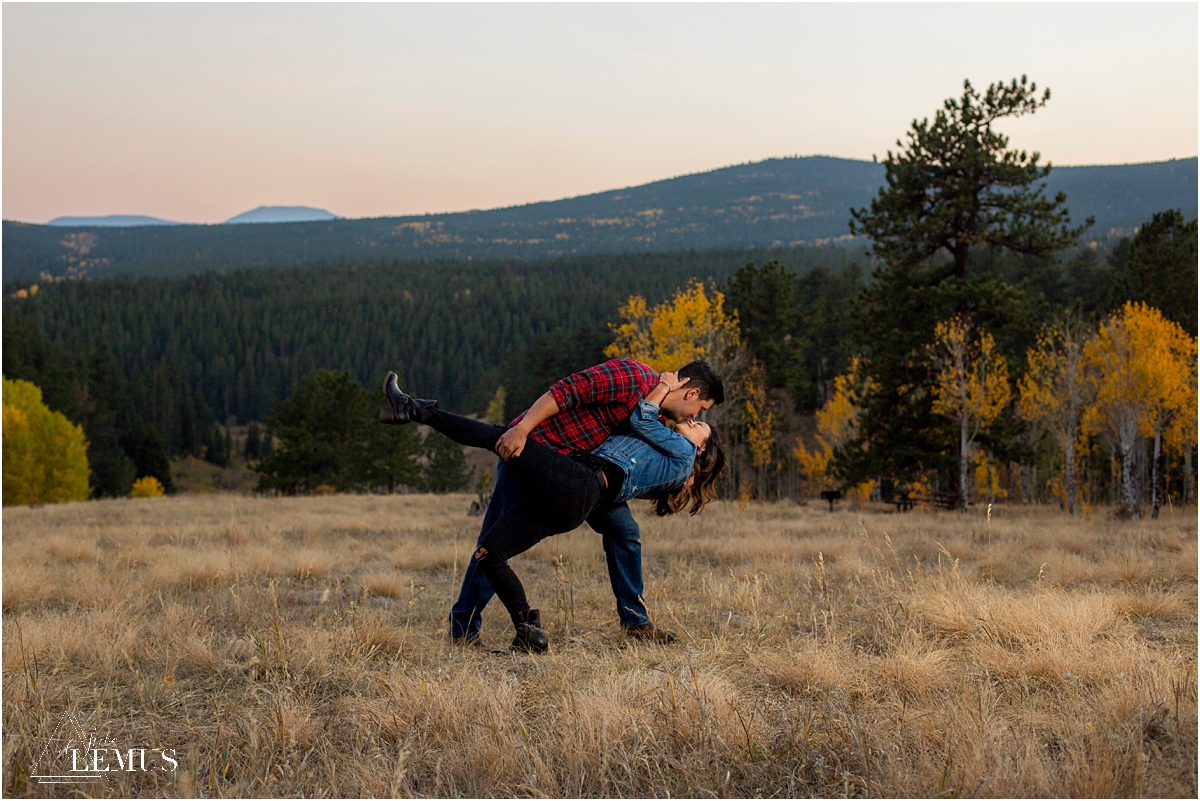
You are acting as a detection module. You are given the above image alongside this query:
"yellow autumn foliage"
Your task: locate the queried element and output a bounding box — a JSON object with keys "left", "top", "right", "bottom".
{"left": 1165, "top": 354, "right": 1197, "bottom": 454}
{"left": 1019, "top": 322, "right": 1089, "bottom": 441}
{"left": 744, "top": 363, "right": 774, "bottom": 471}
{"left": 605, "top": 281, "right": 741, "bottom": 373}
{"left": 1082, "top": 302, "right": 1176, "bottom": 442}
{"left": 131, "top": 476, "right": 165, "bottom": 498}
{"left": 484, "top": 385, "right": 507, "bottom": 425}
{"left": 928, "top": 316, "right": 1010, "bottom": 512}
{"left": 2, "top": 377, "right": 90, "bottom": 506}
{"left": 929, "top": 317, "right": 1011, "bottom": 429}
{"left": 1082, "top": 301, "right": 1196, "bottom": 515}
{"left": 1018, "top": 316, "right": 1092, "bottom": 514}
{"left": 794, "top": 357, "right": 874, "bottom": 493}
{"left": 792, "top": 439, "right": 831, "bottom": 487}
{"left": 972, "top": 455, "right": 1007, "bottom": 500}
{"left": 816, "top": 357, "right": 871, "bottom": 449}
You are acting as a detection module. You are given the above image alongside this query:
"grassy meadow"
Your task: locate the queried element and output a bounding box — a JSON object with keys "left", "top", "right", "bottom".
{"left": 2, "top": 492, "right": 1196, "bottom": 797}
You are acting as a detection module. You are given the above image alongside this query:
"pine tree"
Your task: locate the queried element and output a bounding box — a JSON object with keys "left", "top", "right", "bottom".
{"left": 849, "top": 75, "right": 1090, "bottom": 280}
{"left": 1113, "top": 209, "right": 1198, "bottom": 336}
{"left": 842, "top": 76, "right": 1083, "bottom": 489}
{"left": 245, "top": 421, "right": 263, "bottom": 460}
{"left": 724, "top": 262, "right": 810, "bottom": 406}
{"left": 206, "top": 424, "right": 231, "bottom": 468}
{"left": 365, "top": 422, "right": 424, "bottom": 493}
{"left": 123, "top": 421, "right": 176, "bottom": 493}
{"left": 254, "top": 369, "right": 374, "bottom": 495}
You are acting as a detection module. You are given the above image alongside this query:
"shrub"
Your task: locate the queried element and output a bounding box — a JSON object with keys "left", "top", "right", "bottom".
{"left": 131, "top": 476, "right": 165, "bottom": 498}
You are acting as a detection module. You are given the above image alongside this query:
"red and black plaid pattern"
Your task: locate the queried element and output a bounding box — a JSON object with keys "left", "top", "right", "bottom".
{"left": 512, "top": 358, "right": 660, "bottom": 455}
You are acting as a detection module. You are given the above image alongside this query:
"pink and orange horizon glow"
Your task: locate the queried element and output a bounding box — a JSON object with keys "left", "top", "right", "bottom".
{"left": 4, "top": 3, "right": 1196, "bottom": 224}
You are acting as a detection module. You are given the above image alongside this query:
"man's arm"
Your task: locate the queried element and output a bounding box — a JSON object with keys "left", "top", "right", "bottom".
{"left": 496, "top": 359, "right": 656, "bottom": 459}
{"left": 552, "top": 358, "right": 657, "bottom": 410}
{"left": 495, "top": 392, "right": 559, "bottom": 460}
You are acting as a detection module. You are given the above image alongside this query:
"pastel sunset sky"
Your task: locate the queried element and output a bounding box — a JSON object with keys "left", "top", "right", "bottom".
{"left": 3, "top": 2, "right": 1196, "bottom": 224}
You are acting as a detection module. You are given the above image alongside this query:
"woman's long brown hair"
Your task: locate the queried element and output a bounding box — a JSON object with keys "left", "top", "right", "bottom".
{"left": 655, "top": 424, "right": 726, "bottom": 516}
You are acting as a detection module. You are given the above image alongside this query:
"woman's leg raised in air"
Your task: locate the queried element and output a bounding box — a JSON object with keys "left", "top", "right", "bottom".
{"left": 419, "top": 406, "right": 598, "bottom": 518}
{"left": 419, "top": 406, "right": 509, "bottom": 451}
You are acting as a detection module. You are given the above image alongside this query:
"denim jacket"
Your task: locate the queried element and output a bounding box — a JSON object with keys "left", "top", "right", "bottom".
{"left": 593, "top": 400, "right": 696, "bottom": 503}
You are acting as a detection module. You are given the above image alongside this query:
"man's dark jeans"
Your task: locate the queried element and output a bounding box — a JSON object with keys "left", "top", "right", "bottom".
{"left": 449, "top": 458, "right": 649, "bottom": 638}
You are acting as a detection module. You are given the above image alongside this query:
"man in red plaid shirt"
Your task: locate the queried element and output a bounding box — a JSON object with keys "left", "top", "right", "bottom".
{"left": 450, "top": 357, "right": 725, "bottom": 645}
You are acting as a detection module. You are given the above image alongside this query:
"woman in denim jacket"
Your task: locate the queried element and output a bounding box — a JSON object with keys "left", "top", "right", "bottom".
{"left": 381, "top": 371, "right": 725, "bottom": 652}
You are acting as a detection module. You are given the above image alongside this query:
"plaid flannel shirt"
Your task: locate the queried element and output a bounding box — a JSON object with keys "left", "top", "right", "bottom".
{"left": 512, "top": 358, "right": 660, "bottom": 455}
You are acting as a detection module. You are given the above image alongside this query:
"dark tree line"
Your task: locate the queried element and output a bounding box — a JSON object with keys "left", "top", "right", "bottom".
{"left": 2, "top": 313, "right": 220, "bottom": 497}
{"left": 3, "top": 247, "right": 865, "bottom": 425}
{"left": 253, "top": 369, "right": 467, "bottom": 496}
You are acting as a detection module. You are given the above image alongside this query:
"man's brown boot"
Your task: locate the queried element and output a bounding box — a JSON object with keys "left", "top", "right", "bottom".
{"left": 624, "top": 622, "right": 677, "bottom": 644}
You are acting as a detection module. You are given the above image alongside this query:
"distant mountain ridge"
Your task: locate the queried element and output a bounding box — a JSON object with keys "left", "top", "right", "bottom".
{"left": 5, "top": 155, "right": 1195, "bottom": 282}
{"left": 42, "top": 205, "right": 341, "bottom": 228}
{"left": 45, "top": 214, "right": 180, "bottom": 227}
{"left": 224, "top": 206, "right": 340, "bottom": 224}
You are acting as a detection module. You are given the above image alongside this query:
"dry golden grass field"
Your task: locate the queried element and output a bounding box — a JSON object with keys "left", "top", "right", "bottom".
{"left": 2, "top": 493, "right": 1196, "bottom": 798}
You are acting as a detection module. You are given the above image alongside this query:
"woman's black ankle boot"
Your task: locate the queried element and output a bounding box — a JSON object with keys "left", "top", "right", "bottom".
{"left": 511, "top": 609, "right": 548, "bottom": 653}
{"left": 380, "top": 371, "right": 438, "bottom": 425}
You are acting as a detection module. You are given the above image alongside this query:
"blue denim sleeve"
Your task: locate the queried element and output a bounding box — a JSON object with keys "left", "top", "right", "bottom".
{"left": 628, "top": 400, "right": 697, "bottom": 458}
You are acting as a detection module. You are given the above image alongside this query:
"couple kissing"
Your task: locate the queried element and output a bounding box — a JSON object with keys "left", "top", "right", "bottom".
{"left": 380, "top": 357, "right": 727, "bottom": 653}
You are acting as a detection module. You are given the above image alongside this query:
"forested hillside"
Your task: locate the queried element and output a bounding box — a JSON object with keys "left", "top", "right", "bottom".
{"left": 6, "top": 232, "right": 1150, "bottom": 436}
{"left": 4, "top": 156, "right": 1194, "bottom": 282}
{"left": 3, "top": 247, "right": 869, "bottom": 424}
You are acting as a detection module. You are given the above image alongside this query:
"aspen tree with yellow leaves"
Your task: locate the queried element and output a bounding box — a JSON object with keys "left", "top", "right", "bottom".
{"left": 1165, "top": 355, "right": 1198, "bottom": 506}
{"left": 1082, "top": 302, "right": 1196, "bottom": 519}
{"left": 1018, "top": 314, "right": 1093, "bottom": 515}
{"left": 2, "top": 377, "right": 90, "bottom": 505}
{"left": 130, "top": 475, "right": 165, "bottom": 498}
{"left": 794, "top": 356, "right": 872, "bottom": 495}
{"left": 606, "top": 280, "right": 750, "bottom": 497}
{"left": 743, "top": 362, "right": 774, "bottom": 498}
{"left": 484, "top": 385, "right": 507, "bottom": 425}
{"left": 928, "top": 316, "right": 1011, "bottom": 512}
{"left": 605, "top": 280, "right": 743, "bottom": 379}
{"left": 1118, "top": 304, "right": 1195, "bottom": 517}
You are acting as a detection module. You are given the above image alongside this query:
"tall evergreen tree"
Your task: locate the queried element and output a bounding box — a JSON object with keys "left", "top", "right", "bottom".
{"left": 245, "top": 421, "right": 264, "bottom": 460}
{"left": 1111, "top": 209, "right": 1198, "bottom": 336}
{"left": 840, "top": 76, "right": 1085, "bottom": 490}
{"left": 254, "top": 368, "right": 423, "bottom": 495}
{"left": 849, "top": 75, "right": 1091, "bottom": 281}
{"left": 365, "top": 419, "right": 424, "bottom": 493}
{"left": 724, "top": 261, "right": 810, "bottom": 407}
{"left": 255, "top": 370, "right": 372, "bottom": 494}
{"left": 123, "top": 420, "right": 176, "bottom": 493}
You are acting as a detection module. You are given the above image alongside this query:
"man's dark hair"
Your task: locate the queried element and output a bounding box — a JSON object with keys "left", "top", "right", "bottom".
{"left": 678, "top": 361, "right": 724, "bottom": 405}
